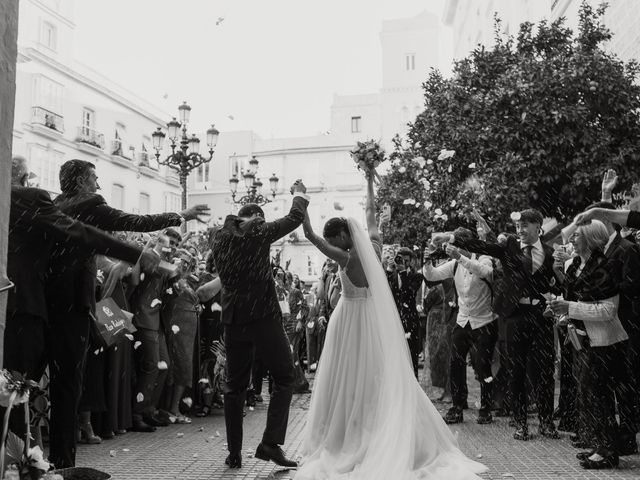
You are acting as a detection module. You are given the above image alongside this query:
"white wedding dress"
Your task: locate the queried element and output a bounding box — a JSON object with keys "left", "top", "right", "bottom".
{"left": 296, "top": 218, "right": 487, "bottom": 480}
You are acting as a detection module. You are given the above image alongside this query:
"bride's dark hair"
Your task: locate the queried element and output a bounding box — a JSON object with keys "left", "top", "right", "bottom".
{"left": 323, "top": 217, "right": 349, "bottom": 239}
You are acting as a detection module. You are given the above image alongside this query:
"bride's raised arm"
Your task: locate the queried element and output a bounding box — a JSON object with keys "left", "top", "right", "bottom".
{"left": 365, "top": 173, "right": 382, "bottom": 256}
{"left": 302, "top": 212, "right": 350, "bottom": 268}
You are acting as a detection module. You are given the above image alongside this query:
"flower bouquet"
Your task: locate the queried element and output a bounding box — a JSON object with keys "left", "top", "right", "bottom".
{"left": 350, "top": 140, "right": 383, "bottom": 183}
{"left": 0, "top": 370, "right": 54, "bottom": 480}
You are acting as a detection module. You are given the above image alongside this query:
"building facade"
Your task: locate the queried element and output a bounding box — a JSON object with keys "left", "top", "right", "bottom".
{"left": 12, "top": 0, "right": 181, "bottom": 214}
{"left": 444, "top": 0, "right": 640, "bottom": 65}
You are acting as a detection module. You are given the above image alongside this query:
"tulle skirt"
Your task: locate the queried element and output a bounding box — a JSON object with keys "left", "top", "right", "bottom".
{"left": 296, "top": 296, "right": 487, "bottom": 480}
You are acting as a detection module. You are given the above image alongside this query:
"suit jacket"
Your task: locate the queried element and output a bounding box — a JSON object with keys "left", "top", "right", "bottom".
{"left": 603, "top": 232, "right": 640, "bottom": 332}
{"left": 453, "top": 235, "right": 558, "bottom": 318}
{"left": 46, "top": 192, "right": 181, "bottom": 314}
{"left": 212, "top": 195, "right": 309, "bottom": 325}
{"left": 7, "top": 186, "right": 142, "bottom": 320}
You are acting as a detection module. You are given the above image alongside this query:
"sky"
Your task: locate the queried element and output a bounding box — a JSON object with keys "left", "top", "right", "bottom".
{"left": 73, "top": 0, "right": 449, "bottom": 139}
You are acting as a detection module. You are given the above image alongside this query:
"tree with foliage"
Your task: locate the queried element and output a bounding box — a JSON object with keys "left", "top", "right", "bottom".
{"left": 377, "top": 2, "right": 640, "bottom": 247}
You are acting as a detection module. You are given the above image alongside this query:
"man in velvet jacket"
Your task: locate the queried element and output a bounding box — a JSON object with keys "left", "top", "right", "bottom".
{"left": 212, "top": 180, "right": 309, "bottom": 469}
{"left": 434, "top": 209, "right": 561, "bottom": 441}
{"left": 43, "top": 159, "right": 210, "bottom": 467}
{"left": 5, "top": 157, "right": 159, "bottom": 462}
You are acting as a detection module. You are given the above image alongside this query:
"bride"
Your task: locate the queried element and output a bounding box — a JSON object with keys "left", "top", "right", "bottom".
{"left": 296, "top": 169, "right": 487, "bottom": 480}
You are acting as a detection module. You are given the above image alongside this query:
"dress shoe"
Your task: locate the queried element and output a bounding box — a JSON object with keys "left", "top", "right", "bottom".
{"left": 580, "top": 451, "right": 619, "bottom": 470}
{"left": 476, "top": 410, "right": 493, "bottom": 425}
{"left": 129, "top": 418, "right": 156, "bottom": 433}
{"left": 576, "top": 450, "right": 596, "bottom": 461}
{"left": 513, "top": 425, "right": 530, "bottom": 441}
{"left": 255, "top": 394, "right": 264, "bottom": 403}
{"left": 246, "top": 392, "right": 257, "bottom": 407}
{"left": 100, "top": 431, "right": 115, "bottom": 440}
{"left": 143, "top": 414, "right": 170, "bottom": 427}
{"left": 294, "top": 387, "right": 312, "bottom": 394}
{"left": 255, "top": 442, "right": 298, "bottom": 468}
{"left": 539, "top": 422, "right": 560, "bottom": 439}
{"left": 225, "top": 453, "right": 242, "bottom": 469}
{"left": 443, "top": 407, "right": 463, "bottom": 424}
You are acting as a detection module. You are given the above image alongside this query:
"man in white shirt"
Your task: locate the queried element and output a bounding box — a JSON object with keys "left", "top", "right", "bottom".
{"left": 423, "top": 227, "right": 497, "bottom": 425}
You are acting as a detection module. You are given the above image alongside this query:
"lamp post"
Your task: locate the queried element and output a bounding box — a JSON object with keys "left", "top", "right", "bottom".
{"left": 152, "top": 101, "right": 219, "bottom": 230}
{"left": 229, "top": 155, "right": 279, "bottom": 206}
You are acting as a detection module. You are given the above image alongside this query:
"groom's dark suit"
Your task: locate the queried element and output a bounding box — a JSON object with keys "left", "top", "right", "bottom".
{"left": 212, "top": 194, "right": 309, "bottom": 455}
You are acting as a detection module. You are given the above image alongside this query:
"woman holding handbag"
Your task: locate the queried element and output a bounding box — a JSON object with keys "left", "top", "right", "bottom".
{"left": 549, "top": 220, "right": 630, "bottom": 470}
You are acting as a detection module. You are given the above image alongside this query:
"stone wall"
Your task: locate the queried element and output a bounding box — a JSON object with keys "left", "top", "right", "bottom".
{"left": 0, "top": 0, "right": 19, "bottom": 367}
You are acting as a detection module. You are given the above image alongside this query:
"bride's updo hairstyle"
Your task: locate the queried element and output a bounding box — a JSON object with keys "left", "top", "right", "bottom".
{"left": 323, "top": 217, "right": 352, "bottom": 250}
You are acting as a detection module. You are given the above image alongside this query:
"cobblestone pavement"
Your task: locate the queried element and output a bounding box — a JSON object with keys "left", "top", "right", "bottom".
{"left": 76, "top": 373, "right": 640, "bottom": 480}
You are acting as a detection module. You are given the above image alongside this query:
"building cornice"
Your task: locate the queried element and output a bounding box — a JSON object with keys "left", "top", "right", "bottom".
{"left": 28, "top": 0, "right": 76, "bottom": 28}
{"left": 254, "top": 144, "right": 355, "bottom": 157}
{"left": 20, "top": 47, "right": 166, "bottom": 126}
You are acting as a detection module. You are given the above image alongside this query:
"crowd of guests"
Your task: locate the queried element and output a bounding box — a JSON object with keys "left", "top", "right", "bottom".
{"left": 378, "top": 169, "right": 640, "bottom": 470}
{"left": 6, "top": 151, "right": 640, "bottom": 472}
{"left": 5, "top": 156, "right": 333, "bottom": 471}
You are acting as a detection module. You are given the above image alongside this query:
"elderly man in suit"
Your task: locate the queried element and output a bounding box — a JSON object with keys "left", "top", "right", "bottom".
{"left": 433, "top": 209, "right": 561, "bottom": 441}
{"left": 5, "top": 156, "right": 159, "bottom": 458}
{"left": 43, "top": 159, "right": 210, "bottom": 467}
{"left": 212, "top": 180, "right": 309, "bottom": 469}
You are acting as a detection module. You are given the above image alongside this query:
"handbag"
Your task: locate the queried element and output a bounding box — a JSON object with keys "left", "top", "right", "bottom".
{"left": 90, "top": 297, "right": 137, "bottom": 348}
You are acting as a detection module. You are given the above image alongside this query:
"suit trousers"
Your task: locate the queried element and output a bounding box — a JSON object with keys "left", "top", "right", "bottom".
{"left": 1, "top": 312, "right": 48, "bottom": 445}
{"left": 450, "top": 321, "right": 498, "bottom": 412}
{"left": 305, "top": 327, "right": 318, "bottom": 367}
{"left": 582, "top": 341, "right": 627, "bottom": 453}
{"left": 506, "top": 305, "right": 555, "bottom": 426}
{"left": 287, "top": 330, "right": 309, "bottom": 391}
{"left": 224, "top": 315, "right": 295, "bottom": 453}
{"left": 48, "top": 310, "right": 92, "bottom": 468}
{"left": 616, "top": 325, "right": 640, "bottom": 440}
{"left": 132, "top": 328, "right": 170, "bottom": 417}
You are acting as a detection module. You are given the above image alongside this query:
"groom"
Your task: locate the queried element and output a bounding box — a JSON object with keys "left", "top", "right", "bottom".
{"left": 212, "top": 179, "right": 309, "bottom": 469}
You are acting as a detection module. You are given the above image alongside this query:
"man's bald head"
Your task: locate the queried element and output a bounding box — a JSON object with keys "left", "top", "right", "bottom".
{"left": 11, "top": 156, "right": 30, "bottom": 186}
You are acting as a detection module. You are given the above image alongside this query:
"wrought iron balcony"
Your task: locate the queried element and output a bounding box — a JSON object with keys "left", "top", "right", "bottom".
{"left": 110, "top": 139, "right": 132, "bottom": 159}
{"left": 76, "top": 127, "right": 105, "bottom": 149}
{"left": 31, "top": 106, "right": 64, "bottom": 133}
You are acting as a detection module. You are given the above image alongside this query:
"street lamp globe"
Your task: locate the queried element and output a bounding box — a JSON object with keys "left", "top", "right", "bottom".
{"left": 254, "top": 178, "right": 263, "bottom": 196}
{"left": 249, "top": 156, "right": 259, "bottom": 173}
{"left": 243, "top": 171, "right": 255, "bottom": 190}
{"left": 152, "top": 127, "right": 166, "bottom": 151}
{"left": 229, "top": 174, "right": 239, "bottom": 193}
{"left": 167, "top": 117, "right": 181, "bottom": 141}
{"left": 269, "top": 173, "right": 279, "bottom": 193}
{"left": 206, "top": 124, "right": 219, "bottom": 148}
{"left": 178, "top": 101, "right": 191, "bottom": 125}
{"left": 188, "top": 134, "right": 200, "bottom": 154}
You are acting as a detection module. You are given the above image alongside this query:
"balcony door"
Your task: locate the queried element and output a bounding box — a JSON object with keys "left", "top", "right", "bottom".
{"left": 81, "top": 108, "right": 94, "bottom": 136}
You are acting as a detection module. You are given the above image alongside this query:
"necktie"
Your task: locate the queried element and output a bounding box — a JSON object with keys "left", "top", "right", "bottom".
{"left": 523, "top": 245, "right": 534, "bottom": 273}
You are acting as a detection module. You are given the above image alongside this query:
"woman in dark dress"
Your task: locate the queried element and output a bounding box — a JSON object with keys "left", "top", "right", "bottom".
{"left": 163, "top": 250, "right": 200, "bottom": 424}
{"left": 91, "top": 256, "right": 135, "bottom": 438}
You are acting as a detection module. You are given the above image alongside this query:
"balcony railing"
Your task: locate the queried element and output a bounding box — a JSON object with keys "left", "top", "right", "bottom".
{"left": 76, "top": 127, "right": 105, "bottom": 150}
{"left": 31, "top": 106, "right": 64, "bottom": 133}
{"left": 110, "top": 139, "right": 132, "bottom": 159}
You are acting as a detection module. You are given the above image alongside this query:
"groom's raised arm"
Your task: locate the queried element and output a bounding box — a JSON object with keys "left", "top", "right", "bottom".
{"left": 261, "top": 182, "right": 310, "bottom": 243}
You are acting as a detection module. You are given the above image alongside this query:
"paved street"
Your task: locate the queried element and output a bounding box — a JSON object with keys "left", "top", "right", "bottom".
{"left": 76, "top": 373, "right": 640, "bottom": 480}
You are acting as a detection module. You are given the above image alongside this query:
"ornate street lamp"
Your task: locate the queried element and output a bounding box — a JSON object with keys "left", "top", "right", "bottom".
{"left": 152, "top": 102, "right": 219, "bottom": 230}
{"left": 229, "top": 155, "right": 279, "bottom": 206}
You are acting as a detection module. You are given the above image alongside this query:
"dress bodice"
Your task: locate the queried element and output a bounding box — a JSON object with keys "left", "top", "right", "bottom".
{"left": 338, "top": 268, "right": 369, "bottom": 300}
